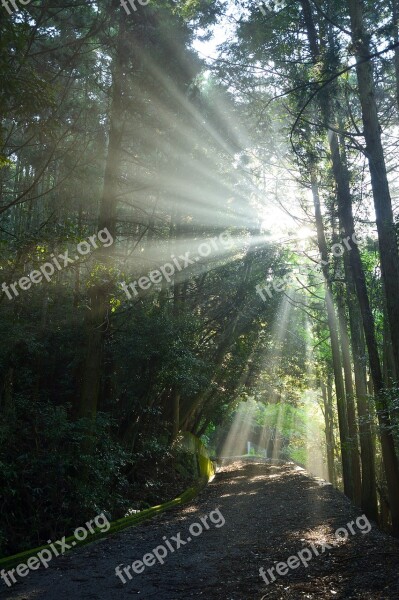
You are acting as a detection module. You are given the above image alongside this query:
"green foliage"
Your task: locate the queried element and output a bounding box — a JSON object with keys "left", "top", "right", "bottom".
{"left": 379, "top": 386, "right": 399, "bottom": 444}
{"left": 173, "top": 0, "right": 224, "bottom": 26}
{"left": 0, "top": 399, "right": 131, "bottom": 556}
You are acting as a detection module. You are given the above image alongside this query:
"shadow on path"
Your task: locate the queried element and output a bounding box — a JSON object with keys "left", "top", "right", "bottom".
{"left": 1, "top": 460, "right": 398, "bottom": 599}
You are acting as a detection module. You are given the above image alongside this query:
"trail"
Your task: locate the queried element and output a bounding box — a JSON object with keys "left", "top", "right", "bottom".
{"left": 2, "top": 460, "right": 398, "bottom": 599}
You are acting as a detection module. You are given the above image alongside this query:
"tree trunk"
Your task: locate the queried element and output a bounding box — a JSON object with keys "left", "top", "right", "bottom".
{"left": 348, "top": 0, "right": 399, "bottom": 379}
{"left": 321, "top": 380, "right": 336, "bottom": 485}
{"left": 392, "top": 0, "right": 399, "bottom": 111}
{"left": 310, "top": 170, "right": 354, "bottom": 500}
{"left": 301, "top": 0, "right": 356, "bottom": 500}
{"left": 77, "top": 16, "right": 126, "bottom": 419}
{"left": 343, "top": 256, "right": 378, "bottom": 521}
{"left": 331, "top": 120, "right": 399, "bottom": 533}
{"left": 336, "top": 292, "right": 362, "bottom": 506}
{"left": 172, "top": 389, "right": 180, "bottom": 440}
{"left": 331, "top": 128, "right": 377, "bottom": 519}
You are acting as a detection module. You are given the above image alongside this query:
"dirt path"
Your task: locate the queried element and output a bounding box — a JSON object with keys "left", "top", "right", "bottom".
{"left": 1, "top": 460, "right": 399, "bottom": 599}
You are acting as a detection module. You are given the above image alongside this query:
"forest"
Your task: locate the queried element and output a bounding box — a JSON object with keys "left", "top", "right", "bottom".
{"left": 1, "top": 0, "right": 399, "bottom": 597}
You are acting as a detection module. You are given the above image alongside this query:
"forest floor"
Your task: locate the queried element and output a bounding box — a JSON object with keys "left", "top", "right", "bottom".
{"left": 1, "top": 459, "right": 399, "bottom": 599}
